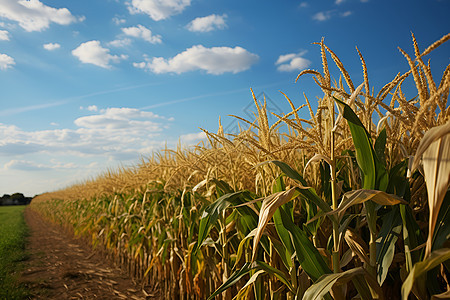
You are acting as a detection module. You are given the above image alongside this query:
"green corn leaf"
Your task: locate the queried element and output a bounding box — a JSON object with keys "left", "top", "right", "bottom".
{"left": 374, "top": 128, "right": 387, "bottom": 167}
{"left": 272, "top": 175, "right": 295, "bottom": 268}
{"left": 207, "top": 262, "right": 253, "bottom": 300}
{"left": 402, "top": 248, "right": 450, "bottom": 300}
{"left": 234, "top": 229, "right": 256, "bottom": 270}
{"left": 208, "top": 260, "right": 295, "bottom": 300}
{"left": 335, "top": 98, "right": 388, "bottom": 191}
{"left": 253, "top": 261, "right": 294, "bottom": 293}
{"left": 431, "top": 191, "right": 450, "bottom": 252}
{"left": 400, "top": 204, "right": 425, "bottom": 273}
{"left": 195, "top": 191, "right": 244, "bottom": 253}
{"left": 261, "top": 160, "right": 333, "bottom": 215}
{"left": 279, "top": 206, "right": 331, "bottom": 282}
{"left": 304, "top": 267, "right": 371, "bottom": 300}
{"left": 376, "top": 207, "right": 402, "bottom": 285}
{"left": 335, "top": 98, "right": 376, "bottom": 190}
{"left": 319, "top": 189, "right": 407, "bottom": 223}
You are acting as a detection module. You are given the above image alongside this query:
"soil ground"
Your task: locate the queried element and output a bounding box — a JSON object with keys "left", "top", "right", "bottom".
{"left": 20, "top": 207, "right": 157, "bottom": 299}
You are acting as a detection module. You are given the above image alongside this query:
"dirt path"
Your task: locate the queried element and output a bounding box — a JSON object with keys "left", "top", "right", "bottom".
{"left": 20, "top": 207, "right": 154, "bottom": 299}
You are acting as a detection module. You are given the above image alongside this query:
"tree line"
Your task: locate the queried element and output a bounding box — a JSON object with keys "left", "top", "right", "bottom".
{"left": 0, "top": 193, "right": 32, "bottom": 206}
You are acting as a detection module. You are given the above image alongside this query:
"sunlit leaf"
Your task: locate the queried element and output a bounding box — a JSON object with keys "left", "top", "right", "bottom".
{"left": 401, "top": 248, "right": 450, "bottom": 300}
{"left": 411, "top": 122, "right": 450, "bottom": 256}
{"left": 303, "top": 267, "right": 379, "bottom": 300}
{"left": 252, "top": 187, "right": 298, "bottom": 262}
{"left": 345, "top": 229, "right": 370, "bottom": 266}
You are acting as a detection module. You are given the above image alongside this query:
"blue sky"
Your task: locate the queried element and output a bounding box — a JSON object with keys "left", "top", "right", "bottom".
{"left": 0, "top": 0, "right": 449, "bottom": 196}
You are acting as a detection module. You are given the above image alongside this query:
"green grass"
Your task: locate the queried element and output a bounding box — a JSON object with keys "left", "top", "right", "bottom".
{"left": 0, "top": 205, "right": 29, "bottom": 299}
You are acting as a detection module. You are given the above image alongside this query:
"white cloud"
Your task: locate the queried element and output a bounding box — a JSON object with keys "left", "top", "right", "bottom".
{"left": 341, "top": 11, "right": 352, "bottom": 17}
{"left": 0, "top": 0, "right": 82, "bottom": 32}
{"left": 112, "top": 16, "right": 126, "bottom": 25}
{"left": 0, "top": 53, "right": 15, "bottom": 70}
{"left": 4, "top": 159, "right": 50, "bottom": 171}
{"left": 4, "top": 159, "right": 77, "bottom": 171}
{"left": 43, "top": 42, "right": 60, "bottom": 50}
{"left": 0, "top": 30, "right": 10, "bottom": 40}
{"left": 109, "top": 38, "right": 132, "bottom": 47}
{"left": 127, "top": 0, "right": 191, "bottom": 21}
{"left": 275, "top": 51, "right": 311, "bottom": 72}
{"left": 312, "top": 11, "right": 333, "bottom": 21}
{"left": 87, "top": 105, "right": 98, "bottom": 112}
{"left": 180, "top": 132, "right": 206, "bottom": 144}
{"left": 335, "top": 0, "right": 345, "bottom": 4}
{"left": 0, "top": 107, "right": 173, "bottom": 161}
{"left": 299, "top": 2, "right": 308, "bottom": 8}
{"left": 134, "top": 45, "right": 259, "bottom": 75}
{"left": 72, "top": 40, "right": 126, "bottom": 69}
{"left": 122, "top": 24, "right": 161, "bottom": 43}
{"left": 186, "top": 14, "right": 227, "bottom": 32}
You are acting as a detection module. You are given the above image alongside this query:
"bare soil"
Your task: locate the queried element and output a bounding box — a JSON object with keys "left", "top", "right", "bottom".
{"left": 20, "top": 207, "right": 156, "bottom": 299}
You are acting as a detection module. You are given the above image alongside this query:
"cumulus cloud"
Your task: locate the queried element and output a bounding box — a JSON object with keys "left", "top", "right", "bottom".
{"left": 0, "top": 53, "right": 15, "bottom": 70}
{"left": 186, "top": 14, "right": 227, "bottom": 32}
{"left": 127, "top": 0, "right": 191, "bottom": 21}
{"left": 72, "top": 40, "right": 127, "bottom": 68}
{"left": 4, "top": 159, "right": 49, "bottom": 171}
{"left": 180, "top": 132, "right": 206, "bottom": 144}
{"left": 0, "top": 30, "right": 10, "bottom": 40}
{"left": 275, "top": 51, "right": 311, "bottom": 72}
{"left": 122, "top": 24, "right": 161, "bottom": 43}
{"left": 109, "top": 38, "right": 132, "bottom": 48}
{"left": 4, "top": 159, "right": 76, "bottom": 171}
{"left": 341, "top": 11, "right": 352, "bottom": 17}
{"left": 74, "top": 107, "right": 165, "bottom": 131}
{"left": 0, "top": 0, "right": 82, "bottom": 32}
{"left": 43, "top": 42, "right": 60, "bottom": 50}
{"left": 312, "top": 11, "right": 333, "bottom": 21}
{"left": 134, "top": 45, "right": 259, "bottom": 75}
{"left": 112, "top": 16, "right": 126, "bottom": 25}
{"left": 335, "top": 0, "right": 345, "bottom": 4}
{"left": 0, "top": 107, "right": 173, "bottom": 161}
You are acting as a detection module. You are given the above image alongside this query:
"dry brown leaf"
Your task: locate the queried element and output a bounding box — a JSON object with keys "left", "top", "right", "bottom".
{"left": 344, "top": 229, "right": 370, "bottom": 266}
{"left": 251, "top": 187, "right": 298, "bottom": 262}
{"left": 411, "top": 122, "right": 450, "bottom": 256}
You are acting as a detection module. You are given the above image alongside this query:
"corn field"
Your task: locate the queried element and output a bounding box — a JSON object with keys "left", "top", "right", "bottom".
{"left": 31, "top": 33, "right": 450, "bottom": 299}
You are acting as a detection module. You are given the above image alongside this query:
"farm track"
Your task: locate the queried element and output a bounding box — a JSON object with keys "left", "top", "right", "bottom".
{"left": 20, "top": 207, "right": 155, "bottom": 300}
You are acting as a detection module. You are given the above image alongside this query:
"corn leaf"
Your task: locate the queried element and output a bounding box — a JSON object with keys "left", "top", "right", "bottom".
{"left": 252, "top": 187, "right": 298, "bottom": 262}
{"left": 207, "top": 262, "right": 253, "bottom": 300}
{"left": 335, "top": 98, "right": 376, "bottom": 190}
{"left": 303, "top": 267, "right": 373, "bottom": 300}
{"left": 272, "top": 176, "right": 295, "bottom": 269}
{"left": 345, "top": 229, "right": 370, "bottom": 266}
{"left": 431, "top": 191, "right": 450, "bottom": 252}
{"left": 400, "top": 204, "right": 425, "bottom": 273}
{"left": 411, "top": 122, "right": 450, "bottom": 256}
{"left": 195, "top": 191, "right": 244, "bottom": 253}
{"left": 401, "top": 248, "right": 450, "bottom": 300}
{"left": 263, "top": 160, "right": 333, "bottom": 215}
{"left": 279, "top": 206, "right": 332, "bottom": 282}
{"left": 376, "top": 207, "right": 402, "bottom": 285}
{"left": 325, "top": 189, "right": 407, "bottom": 222}
{"left": 335, "top": 98, "right": 388, "bottom": 191}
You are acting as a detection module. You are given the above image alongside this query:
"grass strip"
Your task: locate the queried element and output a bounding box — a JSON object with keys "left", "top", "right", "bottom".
{"left": 0, "top": 205, "right": 29, "bottom": 299}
